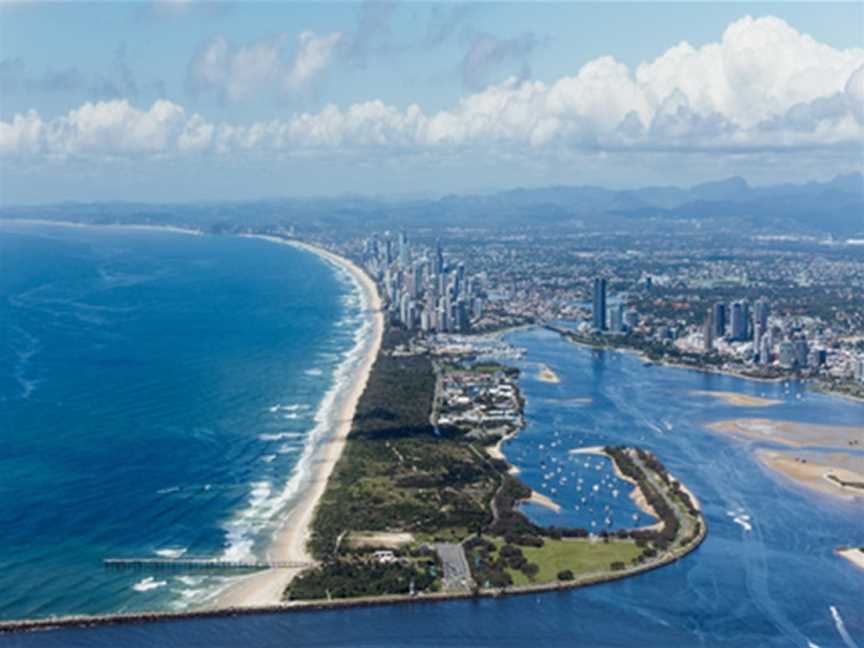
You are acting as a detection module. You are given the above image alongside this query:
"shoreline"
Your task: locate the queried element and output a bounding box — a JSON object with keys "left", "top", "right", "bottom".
{"left": 0, "top": 217, "right": 203, "bottom": 237}
{"left": 214, "top": 236, "right": 384, "bottom": 608}
{"left": 547, "top": 328, "right": 788, "bottom": 384}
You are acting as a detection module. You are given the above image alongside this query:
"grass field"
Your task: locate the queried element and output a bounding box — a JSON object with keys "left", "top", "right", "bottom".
{"left": 490, "top": 537, "right": 643, "bottom": 586}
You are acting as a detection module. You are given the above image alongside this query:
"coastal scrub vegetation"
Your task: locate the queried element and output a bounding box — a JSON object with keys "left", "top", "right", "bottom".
{"left": 288, "top": 557, "right": 439, "bottom": 600}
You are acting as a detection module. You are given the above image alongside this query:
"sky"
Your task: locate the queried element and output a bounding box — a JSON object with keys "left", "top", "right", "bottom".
{"left": 0, "top": 1, "right": 862, "bottom": 205}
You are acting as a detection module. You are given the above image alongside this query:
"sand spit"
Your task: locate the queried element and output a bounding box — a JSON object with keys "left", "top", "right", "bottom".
{"left": 691, "top": 391, "right": 781, "bottom": 407}
{"left": 525, "top": 491, "right": 562, "bottom": 513}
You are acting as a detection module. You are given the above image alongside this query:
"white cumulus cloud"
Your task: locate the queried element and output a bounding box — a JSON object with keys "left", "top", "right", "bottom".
{"left": 3, "top": 16, "right": 863, "bottom": 162}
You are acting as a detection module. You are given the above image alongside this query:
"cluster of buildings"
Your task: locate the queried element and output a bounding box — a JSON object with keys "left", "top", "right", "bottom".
{"left": 700, "top": 298, "right": 827, "bottom": 370}
{"left": 337, "top": 228, "right": 863, "bottom": 389}
{"left": 590, "top": 279, "right": 864, "bottom": 384}
{"left": 360, "top": 231, "right": 484, "bottom": 334}
{"left": 435, "top": 365, "right": 523, "bottom": 437}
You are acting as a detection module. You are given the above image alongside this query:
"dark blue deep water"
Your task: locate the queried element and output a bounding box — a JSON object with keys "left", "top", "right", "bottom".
{"left": 1, "top": 230, "right": 862, "bottom": 647}
{"left": 0, "top": 223, "right": 366, "bottom": 621}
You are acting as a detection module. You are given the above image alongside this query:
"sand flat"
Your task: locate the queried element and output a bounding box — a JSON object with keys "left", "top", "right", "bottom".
{"left": 756, "top": 450, "right": 864, "bottom": 501}
{"left": 691, "top": 391, "right": 781, "bottom": 407}
{"left": 707, "top": 418, "right": 864, "bottom": 449}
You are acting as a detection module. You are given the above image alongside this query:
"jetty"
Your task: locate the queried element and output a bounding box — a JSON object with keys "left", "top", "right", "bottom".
{"left": 104, "top": 558, "right": 313, "bottom": 571}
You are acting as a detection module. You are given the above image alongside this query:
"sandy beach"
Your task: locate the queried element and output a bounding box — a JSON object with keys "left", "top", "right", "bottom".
{"left": 525, "top": 490, "right": 562, "bottom": 513}
{"left": 691, "top": 390, "right": 781, "bottom": 407}
{"left": 707, "top": 418, "right": 864, "bottom": 449}
{"left": 487, "top": 432, "right": 521, "bottom": 474}
{"left": 217, "top": 236, "right": 384, "bottom": 608}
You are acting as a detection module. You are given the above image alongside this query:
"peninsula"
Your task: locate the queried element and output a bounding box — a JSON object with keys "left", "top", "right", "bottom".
{"left": 275, "top": 320, "right": 706, "bottom": 603}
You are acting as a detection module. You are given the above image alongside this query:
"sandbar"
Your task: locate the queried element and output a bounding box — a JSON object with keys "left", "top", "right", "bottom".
{"left": 691, "top": 391, "right": 781, "bottom": 407}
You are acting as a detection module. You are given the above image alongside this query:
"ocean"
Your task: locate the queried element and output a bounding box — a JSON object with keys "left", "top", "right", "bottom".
{"left": 0, "top": 223, "right": 368, "bottom": 620}
{"left": 2, "top": 226, "right": 863, "bottom": 647}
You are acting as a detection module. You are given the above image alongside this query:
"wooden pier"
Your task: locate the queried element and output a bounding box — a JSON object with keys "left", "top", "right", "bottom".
{"left": 104, "top": 558, "right": 313, "bottom": 571}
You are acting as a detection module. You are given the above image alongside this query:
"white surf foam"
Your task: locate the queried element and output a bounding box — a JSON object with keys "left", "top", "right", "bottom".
{"left": 154, "top": 548, "right": 187, "bottom": 559}
{"left": 217, "top": 253, "right": 375, "bottom": 565}
{"left": 257, "top": 432, "right": 304, "bottom": 441}
{"left": 305, "top": 368, "right": 323, "bottom": 376}
{"left": 268, "top": 404, "right": 308, "bottom": 413}
{"left": 133, "top": 577, "right": 168, "bottom": 592}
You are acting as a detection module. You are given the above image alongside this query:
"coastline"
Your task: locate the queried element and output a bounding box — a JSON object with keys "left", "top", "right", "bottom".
{"left": 215, "top": 236, "right": 385, "bottom": 608}
{"left": 0, "top": 217, "right": 203, "bottom": 237}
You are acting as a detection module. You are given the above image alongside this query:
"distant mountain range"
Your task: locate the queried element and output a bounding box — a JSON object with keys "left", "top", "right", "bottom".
{"left": 429, "top": 172, "right": 864, "bottom": 235}
{"left": 2, "top": 172, "right": 862, "bottom": 236}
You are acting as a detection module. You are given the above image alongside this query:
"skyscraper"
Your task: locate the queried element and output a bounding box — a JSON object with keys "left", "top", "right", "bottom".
{"left": 730, "top": 301, "right": 749, "bottom": 341}
{"left": 712, "top": 303, "right": 726, "bottom": 338}
{"left": 703, "top": 309, "right": 714, "bottom": 352}
{"left": 610, "top": 303, "right": 625, "bottom": 333}
{"left": 398, "top": 229, "right": 409, "bottom": 267}
{"left": 754, "top": 298, "right": 770, "bottom": 331}
{"left": 593, "top": 278, "right": 607, "bottom": 331}
{"left": 435, "top": 238, "right": 444, "bottom": 275}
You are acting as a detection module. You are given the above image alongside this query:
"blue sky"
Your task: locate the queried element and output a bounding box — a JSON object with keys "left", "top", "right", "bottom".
{"left": 1, "top": 1, "right": 862, "bottom": 204}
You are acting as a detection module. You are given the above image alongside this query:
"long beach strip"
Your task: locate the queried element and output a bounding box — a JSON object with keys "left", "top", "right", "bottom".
{"left": 217, "top": 237, "right": 384, "bottom": 608}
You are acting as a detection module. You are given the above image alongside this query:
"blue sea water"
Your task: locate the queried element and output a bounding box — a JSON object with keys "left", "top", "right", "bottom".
{"left": 2, "top": 231, "right": 863, "bottom": 647}
{"left": 0, "top": 223, "right": 368, "bottom": 620}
